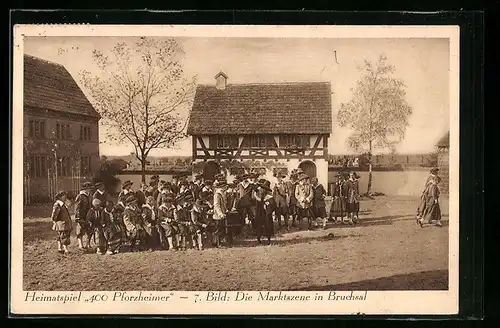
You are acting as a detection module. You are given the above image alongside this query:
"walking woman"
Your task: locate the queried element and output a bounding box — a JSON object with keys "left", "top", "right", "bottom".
{"left": 51, "top": 191, "right": 73, "bottom": 254}
{"left": 418, "top": 176, "right": 443, "bottom": 227}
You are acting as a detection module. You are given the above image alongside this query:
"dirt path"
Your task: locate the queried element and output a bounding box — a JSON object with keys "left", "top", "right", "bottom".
{"left": 22, "top": 196, "right": 449, "bottom": 291}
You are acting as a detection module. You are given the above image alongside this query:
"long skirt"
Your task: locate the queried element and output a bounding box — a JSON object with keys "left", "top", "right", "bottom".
{"left": 56, "top": 230, "right": 71, "bottom": 246}
{"left": 296, "top": 206, "right": 313, "bottom": 219}
{"left": 104, "top": 223, "right": 122, "bottom": 252}
{"left": 330, "top": 197, "right": 345, "bottom": 217}
{"left": 422, "top": 200, "right": 441, "bottom": 223}
{"left": 312, "top": 204, "right": 327, "bottom": 218}
{"left": 255, "top": 207, "right": 274, "bottom": 241}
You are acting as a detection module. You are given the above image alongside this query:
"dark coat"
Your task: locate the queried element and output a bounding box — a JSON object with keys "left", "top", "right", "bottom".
{"left": 74, "top": 191, "right": 91, "bottom": 221}
{"left": 51, "top": 201, "right": 72, "bottom": 232}
{"left": 92, "top": 190, "right": 108, "bottom": 205}
{"left": 312, "top": 184, "right": 327, "bottom": 208}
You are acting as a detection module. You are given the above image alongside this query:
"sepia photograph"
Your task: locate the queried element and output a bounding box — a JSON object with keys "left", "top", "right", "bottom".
{"left": 11, "top": 24, "right": 459, "bottom": 315}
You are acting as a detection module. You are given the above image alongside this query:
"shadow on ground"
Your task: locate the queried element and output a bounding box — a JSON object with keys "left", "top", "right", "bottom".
{"left": 291, "top": 269, "right": 449, "bottom": 291}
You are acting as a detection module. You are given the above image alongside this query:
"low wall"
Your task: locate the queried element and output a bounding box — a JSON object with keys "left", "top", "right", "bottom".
{"left": 328, "top": 170, "right": 430, "bottom": 197}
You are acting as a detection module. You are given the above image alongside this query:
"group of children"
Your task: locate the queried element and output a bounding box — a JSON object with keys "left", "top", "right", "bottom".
{"left": 50, "top": 168, "right": 362, "bottom": 254}
{"left": 329, "top": 171, "right": 362, "bottom": 224}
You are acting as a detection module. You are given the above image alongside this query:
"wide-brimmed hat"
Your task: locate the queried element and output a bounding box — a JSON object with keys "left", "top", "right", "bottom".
{"left": 81, "top": 182, "right": 93, "bottom": 190}
{"left": 353, "top": 172, "right": 361, "bottom": 179}
{"left": 259, "top": 180, "right": 272, "bottom": 192}
{"left": 94, "top": 181, "right": 104, "bottom": 188}
{"left": 194, "top": 173, "right": 203, "bottom": 180}
{"left": 125, "top": 195, "right": 137, "bottom": 204}
{"left": 150, "top": 175, "right": 160, "bottom": 181}
{"left": 430, "top": 167, "right": 439, "bottom": 175}
{"left": 296, "top": 168, "right": 304, "bottom": 174}
{"left": 298, "top": 173, "right": 309, "bottom": 181}
{"left": 122, "top": 180, "right": 133, "bottom": 189}
{"left": 54, "top": 190, "right": 67, "bottom": 200}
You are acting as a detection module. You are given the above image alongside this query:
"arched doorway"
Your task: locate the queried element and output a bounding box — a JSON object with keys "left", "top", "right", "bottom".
{"left": 203, "top": 161, "right": 220, "bottom": 181}
{"left": 298, "top": 160, "right": 317, "bottom": 179}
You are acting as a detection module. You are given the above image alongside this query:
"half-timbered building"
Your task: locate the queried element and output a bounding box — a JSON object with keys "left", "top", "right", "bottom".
{"left": 187, "top": 72, "right": 332, "bottom": 188}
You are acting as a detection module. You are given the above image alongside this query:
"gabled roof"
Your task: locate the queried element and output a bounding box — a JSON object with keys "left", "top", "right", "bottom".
{"left": 24, "top": 54, "right": 100, "bottom": 119}
{"left": 436, "top": 131, "right": 450, "bottom": 148}
{"left": 187, "top": 82, "right": 332, "bottom": 135}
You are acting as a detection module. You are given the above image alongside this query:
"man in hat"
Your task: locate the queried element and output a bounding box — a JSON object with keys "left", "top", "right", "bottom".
{"left": 141, "top": 196, "right": 160, "bottom": 251}
{"left": 158, "top": 193, "right": 179, "bottom": 250}
{"left": 86, "top": 198, "right": 106, "bottom": 254}
{"left": 295, "top": 173, "right": 314, "bottom": 229}
{"left": 193, "top": 173, "right": 204, "bottom": 199}
{"left": 273, "top": 172, "right": 289, "bottom": 230}
{"left": 102, "top": 200, "right": 123, "bottom": 255}
{"left": 92, "top": 181, "right": 108, "bottom": 205}
{"left": 212, "top": 178, "right": 229, "bottom": 248}
{"left": 286, "top": 170, "right": 299, "bottom": 228}
{"left": 175, "top": 193, "right": 196, "bottom": 250}
{"left": 118, "top": 180, "right": 134, "bottom": 205}
{"left": 51, "top": 191, "right": 73, "bottom": 254}
{"left": 74, "top": 181, "right": 93, "bottom": 249}
{"left": 236, "top": 173, "right": 257, "bottom": 229}
{"left": 171, "top": 175, "right": 180, "bottom": 195}
{"left": 136, "top": 183, "right": 147, "bottom": 207}
{"left": 344, "top": 172, "right": 361, "bottom": 224}
{"left": 122, "top": 194, "right": 145, "bottom": 252}
{"left": 330, "top": 172, "right": 346, "bottom": 224}
{"left": 311, "top": 177, "right": 328, "bottom": 229}
{"left": 255, "top": 180, "right": 276, "bottom": 244}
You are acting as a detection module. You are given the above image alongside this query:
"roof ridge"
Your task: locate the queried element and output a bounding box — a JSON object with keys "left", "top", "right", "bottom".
{"left": 24, "top": 54, "right": 65, "bottom": 68}
{"left": 197, "top": 81, "right": 330, "bottom": 87}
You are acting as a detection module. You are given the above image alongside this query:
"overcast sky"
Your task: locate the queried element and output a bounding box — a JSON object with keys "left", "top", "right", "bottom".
{"left": 24, "top": 36, "right": 450, "bottom": 156}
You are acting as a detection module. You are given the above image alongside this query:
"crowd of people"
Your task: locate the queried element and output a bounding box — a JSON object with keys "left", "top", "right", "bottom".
{"left": 49, "top": 166, "right": 443, "bottom": 255}
{"left": 49, "top": 168, "right": 365, "bottom": 255}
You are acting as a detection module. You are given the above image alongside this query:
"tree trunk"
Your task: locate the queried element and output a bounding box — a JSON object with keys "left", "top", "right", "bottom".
{"left": 141, "top": 159, "right": 147, "bottom": 184}
{"left": 367, "top": 142, "right": 373, "bottom": 195}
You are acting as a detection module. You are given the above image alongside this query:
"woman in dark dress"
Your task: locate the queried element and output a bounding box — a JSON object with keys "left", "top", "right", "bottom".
{"left": 418, "top": 176, "right": 443, "bottom": 227}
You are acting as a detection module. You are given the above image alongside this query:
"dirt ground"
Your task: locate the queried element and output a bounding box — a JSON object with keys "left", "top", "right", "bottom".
{"left": 22, "top": 196, "right": 449, "bottom": 291}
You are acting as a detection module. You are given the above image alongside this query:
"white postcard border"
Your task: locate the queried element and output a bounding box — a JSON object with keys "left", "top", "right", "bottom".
{"left": 11, "top": 24, "right": 460, "bottom": 316}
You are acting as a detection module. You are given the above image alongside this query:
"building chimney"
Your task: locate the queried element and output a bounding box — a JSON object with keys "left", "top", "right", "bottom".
{"left": 215, "top": 71, "right": 228, "bottom": 90}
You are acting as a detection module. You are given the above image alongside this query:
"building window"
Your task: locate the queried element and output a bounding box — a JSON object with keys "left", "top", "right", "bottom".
{"left": 56, "top": 123, "right": 71, "bottom": 140}
{"left": 279, "top": 135, "right": 310, "bottom": 148}
{"left": 80, "top": 156, "right": 92, "bottom": 175}
{"left": 28, "top": 120, "right": 45, "bottom": 139}
{"left": 57, "top": 157, "right": 71, "bottom": 177}
{"left": 80, "top": 126, "right": 92, "bottom": 141}
{"left": 210, "top": 135, "right": 238, "bottom": 149}
{"left": 28, "top": 155, "right": 48, "bottom": 178}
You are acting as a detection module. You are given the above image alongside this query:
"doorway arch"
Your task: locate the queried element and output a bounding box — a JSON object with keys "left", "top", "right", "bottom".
{"left": 203, "top": 161, "right": 221, "bottom": 181}
{"left": 298, "top": 160, "right": 317, "bottom": 179}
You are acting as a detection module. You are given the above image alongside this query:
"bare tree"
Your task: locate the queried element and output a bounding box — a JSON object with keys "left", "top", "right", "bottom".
{"left": 338, "top": 54, "right": 412, "bottom": 194}
{"left": 80, "top": 37, "right": 196, "bottom": 183}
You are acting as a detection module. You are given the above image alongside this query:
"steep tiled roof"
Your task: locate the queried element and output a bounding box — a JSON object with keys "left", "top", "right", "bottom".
{"left": 24, "top": 54, "right": 100, "bottom": 119}
{"left": 187, "top": 82, "right": 332, "bottom": 135}
{"left": 436, "top": 131, "right": 450, "bottom": 148}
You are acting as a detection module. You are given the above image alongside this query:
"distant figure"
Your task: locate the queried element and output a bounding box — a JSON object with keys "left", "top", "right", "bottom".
{"left": 418, "top": 176, "right": 443, "bottom": 227}
{"left": 345, "top": 172, "right": 360, "bottom": 225}
{"left": 51, "top": 191, "right": 73, "bottom": 254}
{"left": 118, "top": 180, "right": 134, "bottom": 205}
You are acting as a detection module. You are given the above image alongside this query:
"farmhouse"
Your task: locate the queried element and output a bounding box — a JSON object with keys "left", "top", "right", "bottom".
{"left": 187, "top": 72, "right": 332, "bottom": 188}
{"left": 436, "top": 131, "right": 450, "bottom": 195}
{"left": 23, "top": 54, "right": 101, "bottom": 203}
